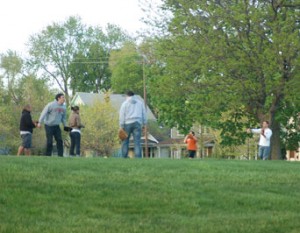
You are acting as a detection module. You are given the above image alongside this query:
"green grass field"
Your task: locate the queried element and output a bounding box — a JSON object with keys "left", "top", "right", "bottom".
{"left": 1, "top": 157, "right": 300, "bottom": 233}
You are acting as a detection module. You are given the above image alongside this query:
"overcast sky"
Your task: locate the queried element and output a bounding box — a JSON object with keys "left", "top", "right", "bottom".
{"left": 0, "top": 0, "right": 160, "bottom": 55}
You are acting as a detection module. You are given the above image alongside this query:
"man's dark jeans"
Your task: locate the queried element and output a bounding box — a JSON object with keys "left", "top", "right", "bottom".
{"left": 70, "top": 131, "right": 81, "bottom": 156}
{"left": 45, "top": 125, "right": 63, "bottom": 156}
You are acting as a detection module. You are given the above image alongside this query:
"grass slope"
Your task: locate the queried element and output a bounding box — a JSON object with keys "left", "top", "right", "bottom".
{"left": 0, "top": 157, "right": 300, "bottom": 233}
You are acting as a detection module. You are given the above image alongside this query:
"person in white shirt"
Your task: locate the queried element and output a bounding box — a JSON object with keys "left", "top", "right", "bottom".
{"left": 247, "top": 121, "right": 272, "bottom": 160}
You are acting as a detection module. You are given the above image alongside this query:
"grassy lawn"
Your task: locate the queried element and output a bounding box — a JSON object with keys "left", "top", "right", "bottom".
{"left": 0, "top": 157, "right": 300, "bottom": 233}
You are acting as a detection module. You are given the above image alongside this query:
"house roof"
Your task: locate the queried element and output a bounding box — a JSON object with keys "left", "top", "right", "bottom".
{"left": 71, "top": 92, "right": 156, "bottom": 120}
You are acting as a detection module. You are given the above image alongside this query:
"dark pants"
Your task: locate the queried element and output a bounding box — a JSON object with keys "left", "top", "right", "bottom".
{"left": 45, "top": 125, "right": 63, "bottom": 156}
{"left": 188, "top": 150, "right": 196, "bottom": 158}
{"left": 70, "top": 132, "right": 81, "bottom": 156}
{"left": 121, "top": 122, "right": 142, "bottom": 158}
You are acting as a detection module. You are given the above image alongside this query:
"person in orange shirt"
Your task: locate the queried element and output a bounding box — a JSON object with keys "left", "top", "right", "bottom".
{"left": 184, "top": 131, "right": 198, "bottom": 159}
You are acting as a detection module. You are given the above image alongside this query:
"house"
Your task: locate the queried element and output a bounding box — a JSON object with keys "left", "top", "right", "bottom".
{"left": 157, "top": 127, "right": 215, "bottom": 159}
{"left": 284, "top": 113, "right": 300, "bottom": 161}
{"left": 70, "top": 92, "right": 159, "bottom": 158}
{"left": 286, "top": 149, "right": 299, "bottom": 161}
{"left": 71, "top": 92, "right": 156, "bottom": 121}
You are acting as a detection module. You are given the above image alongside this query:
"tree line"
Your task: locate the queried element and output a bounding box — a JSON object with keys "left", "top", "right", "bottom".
{"left": 1, "top": 0, "right": 300, "bottom": 158}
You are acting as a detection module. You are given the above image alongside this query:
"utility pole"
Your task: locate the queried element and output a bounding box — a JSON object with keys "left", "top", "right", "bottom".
{"left": 143, "top": 58, "right": 149, "bottom": 158}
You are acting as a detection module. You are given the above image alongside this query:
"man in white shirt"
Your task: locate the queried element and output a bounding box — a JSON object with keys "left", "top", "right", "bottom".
{"left": 247, "top": 121, "right": 272, "bottom": 160}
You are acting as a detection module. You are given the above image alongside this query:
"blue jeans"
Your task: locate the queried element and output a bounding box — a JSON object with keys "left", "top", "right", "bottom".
{"left": 259, "top": 146, "right": 271, "bottom": 160}
{"left": 70, "top": 132, "right": 81, "bottom": 156}
{"left": 45, "top": 125, "right": 63, "bottom": 156}
{"left": 121, "top": 122, "right": 142, "bottom": 158}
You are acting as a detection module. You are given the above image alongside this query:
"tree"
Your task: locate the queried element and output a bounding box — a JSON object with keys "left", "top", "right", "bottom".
{"left": 0, "top": 50, "right": 23, "bottom": 104}
{"left": 69, "top": 24, "right": 130, "bottom": 93}
{"left": 79, "top": 99, "right": 119, "bottom": 156}
{"left": 0, "top": 50, "right": 60, "bottom": 155}
{"left": 28, "top": 17, "right": 131, "bottom": 101}
{"left": 109, "top": 41, "right": 144, "bottom": 96}
{"left": 27, "top": 16, "right": 87, "bottom": 105}
{"left": 69, "top": 42, "right": 111, "bottom": 93}
{"left": 148, "top": 0, "right": 300, "bottom": 159}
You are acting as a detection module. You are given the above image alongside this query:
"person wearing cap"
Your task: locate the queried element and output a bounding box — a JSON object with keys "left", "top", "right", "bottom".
{"left": 119, "top": 91, "right": 147, "bottom": 158}
{"left": 37, "top": 93, "right": 67, "bottom": 156}
{"left": 68, "top": 106, "right": 84, "bottom": 157}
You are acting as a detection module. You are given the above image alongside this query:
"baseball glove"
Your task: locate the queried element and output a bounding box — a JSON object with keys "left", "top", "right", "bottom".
{"left": 118, "top": 128, "right": 128, "bottom": 141}
{"left": 64, "top": 126, "right": 72, "bottom": 132}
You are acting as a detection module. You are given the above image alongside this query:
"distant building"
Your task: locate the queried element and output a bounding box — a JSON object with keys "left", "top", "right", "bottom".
{"left": 285, "top": 114, "right": 300, "bottom": 161}
{"left": 157, "top": 127, "right": 215, "bottom": 159}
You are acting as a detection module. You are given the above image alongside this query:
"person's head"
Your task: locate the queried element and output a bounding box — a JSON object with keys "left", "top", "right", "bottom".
{"left": 23, "top": 104, "right": 32, "bottom": 112}
{"left": 55, "top": 93, "right": 65, "bottom": 105}
{"left": 71, "top": 106, "right": 79, "bottom": 113}
{"left": 262, "top": 121, "right": 269, "bottom": 129}
{"left": 126, "top": 91, "right": 135, "bottom": 97}
{"left": 189, "top": 131, "right": 195, "bottom": 136}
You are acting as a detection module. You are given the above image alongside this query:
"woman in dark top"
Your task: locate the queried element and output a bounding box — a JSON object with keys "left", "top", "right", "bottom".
{"left": 17, "top": 105, "right": 37, "bottom": 156}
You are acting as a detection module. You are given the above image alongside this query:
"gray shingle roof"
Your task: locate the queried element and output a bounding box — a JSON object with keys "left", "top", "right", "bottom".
{"left": 71, "top": 92, "right": 156, "bottom": 120}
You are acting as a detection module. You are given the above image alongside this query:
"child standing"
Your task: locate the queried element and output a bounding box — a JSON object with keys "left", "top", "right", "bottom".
{"left": 17, "top": 105, "right": 37, "bottom": 156}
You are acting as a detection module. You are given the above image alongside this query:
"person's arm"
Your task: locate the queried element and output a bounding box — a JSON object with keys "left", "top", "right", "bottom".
{"left": 119, "top": 103, "right": 126, "bottom": 128}
{"left": 250, "top": 128, "right": 261, "bottom": 134}
{"left": 184, "top": 135, "right": 189, "bottom": 143}
{"left": 38, "top": 103, "right": 50, "bottom": 127}
{"left": 61, "top": 109, "right": 67, "bottom": 127}
{"left": 25, "top": 114, "right": 36, "bottom": 128}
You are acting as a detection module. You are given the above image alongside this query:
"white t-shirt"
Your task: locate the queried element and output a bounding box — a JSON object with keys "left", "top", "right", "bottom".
{"left": 251, "top": 128, "right": 272, "bottom": 147}
{"left": 20, "top": 131, "right": 31, "bottom": 135}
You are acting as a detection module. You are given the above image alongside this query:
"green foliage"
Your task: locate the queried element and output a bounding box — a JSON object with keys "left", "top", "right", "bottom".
{"left": 0, "top": 104, "right": 20, "bottom": 153}
{"left": 27, "top": 16, "right": 87, "bottom": 104}
{"left": 110, "top": 41, "right": 144, "bottom": 96}
{"left": 79, "top": 101, "right": 119, "bottom": 156}
{"left": 1, "top": 157, "right": 300, "bottom": 233}
{"left": 0, "top": 50, "right": 23, "bottom": 77}
{"left": 27, "top": 17, "right": 131, "bottom": 102}
{"left": 277, "top": 101, "right": 300, "bottom": 150}
{"left": 0, "top": 51, "right": 55, "bottom": 154}
{"left": 0, "top": 50, "right": 24, "bottom": 104}
{"left": 69, "top": 43, "right": 111, "bottom": 93}
{"left": 148, "top": 0, "right": 300, "bottom": 158}
{"left": 69, "top": 24, "right": 130, "bottom": 93}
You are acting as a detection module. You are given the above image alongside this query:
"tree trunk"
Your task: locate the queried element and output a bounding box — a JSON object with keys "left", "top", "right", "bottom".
{"left": 270, "top": 115, "right": 282, "bottom": 160}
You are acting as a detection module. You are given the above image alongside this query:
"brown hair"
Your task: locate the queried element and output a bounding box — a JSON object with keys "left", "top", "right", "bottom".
{"left": 23, "top": 104, "right": 31, "bottom": 112}
{"left": 71, "top": 106, "right": 79, "bottom": 111}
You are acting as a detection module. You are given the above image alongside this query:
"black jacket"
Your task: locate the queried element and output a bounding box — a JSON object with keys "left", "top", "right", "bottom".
{"left": 19, "top": 110, "right": 36, "bottom": 133}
